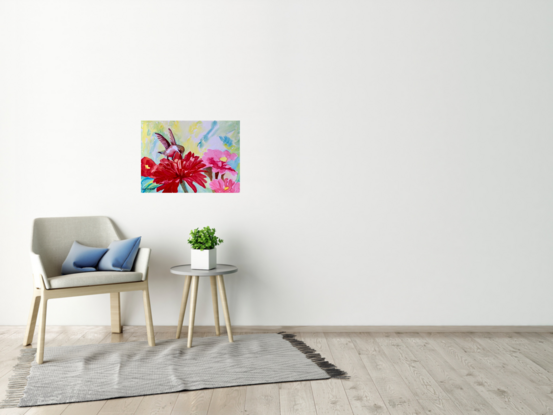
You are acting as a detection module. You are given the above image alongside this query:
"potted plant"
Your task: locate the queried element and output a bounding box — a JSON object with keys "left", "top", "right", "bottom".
{"left": 188, "top": 226, "right": 223, "bottom": 270}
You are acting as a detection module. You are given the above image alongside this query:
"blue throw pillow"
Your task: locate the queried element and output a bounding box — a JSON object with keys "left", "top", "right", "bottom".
{"left": 97, "top": 237, "right": 141, "bottom": 272}
{"left": 61, "top": 241, "right": 109, "bottom": 275}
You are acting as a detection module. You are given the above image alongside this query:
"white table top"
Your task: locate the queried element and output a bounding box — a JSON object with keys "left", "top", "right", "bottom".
{"left": 170, "top": 264, "right": 238, "bottom": 277}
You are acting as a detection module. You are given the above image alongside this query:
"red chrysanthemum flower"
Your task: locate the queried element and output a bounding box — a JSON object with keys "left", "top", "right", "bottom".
{"left": 141, "top": 157, "right": 157, "bottom": 178}
{"left": 151, "top": 152, "right": 207, "bottom": 193}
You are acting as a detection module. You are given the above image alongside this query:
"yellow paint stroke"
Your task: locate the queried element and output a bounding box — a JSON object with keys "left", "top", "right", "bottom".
{"left": 182, "top": 136, "right": 201, "bottom": 157}
{"left": 169, "top": 122, "right": 183, "bottom": 141}
{"left": 189, "top": 121, "right": 203, "bottom": 137}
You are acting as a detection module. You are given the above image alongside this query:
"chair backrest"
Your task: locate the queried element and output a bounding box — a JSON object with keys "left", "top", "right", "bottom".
{"left": 31, "top": 216, "right": 123, "bottom": 277}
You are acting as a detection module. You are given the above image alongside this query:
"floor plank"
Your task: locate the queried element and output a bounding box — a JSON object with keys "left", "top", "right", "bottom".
{"left": 134, "top": 393, "right": 178, "bottom": 415}
{"left": 423, "top": 332, "right": 536, "bottom": 415}
{"left": 0, "top": 328, "right": 24, "bottom": 353}
{"left": 372, "top": 333, "right": 449, "bottom": 402}
{"left": 0, "top": 407, "right": 29, "bottom": 415}
{"left": 60, "top": 400, "right": 107, "bottom": 415}
{"left": 25, "top": 404, "right": 70, "bottom": 415}
{"left": 396, "top": 333, "right": 501, "bottom": 415}
{"left": 469, "top": 332, "right": 553, "bottom": 393}
{"left": 310, "top": 378, "right": 355, "bottom": 415}
{"left": 301, "top": 333, "right": 354, "bottom": 415}
{"left": 245, "top": 384, "right": 280, "bottom": 415}
{"left": 516, "top": 332, "right": 553, "bottom": 372}
{"left": 171, "top": 390, "right": 213, "bottom": 415}
{"left": 342, "top": 382, "right": 389, "bottom": 415}
{"left": 536, "top": 332, "right": 553, "bottom": 346}
{"left": 98, "top": 397, "right": 143, "bottom": 414}
{"left": 450, "top": 333, "right": 553, "bottom": 414}
{"left": 351, "top": 333, "right": 425, "bottom": 415}
{"left": 416, "top": 398, "right": 464, "bottom": 415}
{"left": 324, "top": 333, "right": 374, "bottom": 382}
{"left": 485, "top": 332, "right": 553, "bottom": 373}
{"left": 206, "top": 386, "right": 247, "bottom": 415}
{"left": 323, "top": 333, "right": 388, "bottom": 415}
{"left": 279, "top": 382, "right": 317, "bottom": 415}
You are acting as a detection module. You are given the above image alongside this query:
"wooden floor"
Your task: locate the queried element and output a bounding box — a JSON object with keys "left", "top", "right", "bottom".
{"left": 1, "top": 327, "right": 553, "bottom": 414}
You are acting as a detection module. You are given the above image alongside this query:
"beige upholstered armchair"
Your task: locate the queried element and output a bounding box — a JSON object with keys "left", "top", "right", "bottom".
{"left": 24, "top": 216, "right": 155, "bottom": 364}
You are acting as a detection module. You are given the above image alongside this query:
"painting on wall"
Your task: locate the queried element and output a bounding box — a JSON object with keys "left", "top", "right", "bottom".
{"left": 141, "top": 121, "right": 240, "bottom": 193}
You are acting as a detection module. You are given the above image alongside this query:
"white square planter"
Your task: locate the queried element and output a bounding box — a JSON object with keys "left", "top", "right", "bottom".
{"left": 191, "top": 248, "right": 216, "bottom": 270}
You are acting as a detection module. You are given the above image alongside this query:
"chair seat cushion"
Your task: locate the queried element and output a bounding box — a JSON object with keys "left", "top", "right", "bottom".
{"left": 48, "top": 271, "right": 143, "bottom": 289}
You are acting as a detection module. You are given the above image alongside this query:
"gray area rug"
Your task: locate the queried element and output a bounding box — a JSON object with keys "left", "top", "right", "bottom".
{"left": 1, "top": 333, "right": 347, "bottom": 408}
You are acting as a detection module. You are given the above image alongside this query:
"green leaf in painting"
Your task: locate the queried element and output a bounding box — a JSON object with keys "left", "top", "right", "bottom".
{"left": 141, "top": 177, "right": 160, "bottom": 193}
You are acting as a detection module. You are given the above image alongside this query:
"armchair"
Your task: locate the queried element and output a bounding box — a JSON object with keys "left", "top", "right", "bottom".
{"left": 24, "top": 216, "right": 155, "bottom": 364}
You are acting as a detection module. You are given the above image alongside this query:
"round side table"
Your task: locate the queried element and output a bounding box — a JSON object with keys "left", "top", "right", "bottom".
{"left": 170, "top": 264, "right": 238, "bottom": 348}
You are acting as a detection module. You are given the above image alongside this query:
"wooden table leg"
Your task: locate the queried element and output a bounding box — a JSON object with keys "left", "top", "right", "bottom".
{"left": 217, "top": 275, "right": 234, "bottom": 343}
{"left": 210, "top": 275, "right": 220, "bottom": 336}
{"left": 187, "top": 276, "right": 199, "bottom": 348}
{"left": 176, "top": 275, "right": 192, "bottom": 339}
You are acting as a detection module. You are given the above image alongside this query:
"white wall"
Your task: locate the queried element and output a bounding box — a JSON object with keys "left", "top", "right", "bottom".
{"left": 1, "top": 0, "right": 552, "bottom": 326}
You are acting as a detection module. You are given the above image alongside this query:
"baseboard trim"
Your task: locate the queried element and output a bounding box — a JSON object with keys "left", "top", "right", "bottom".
{"left": 131, "top": 325, "right": 553, "bottom": 333}
{"left": 6, "top": 325, "right": 552, "bottom": 333}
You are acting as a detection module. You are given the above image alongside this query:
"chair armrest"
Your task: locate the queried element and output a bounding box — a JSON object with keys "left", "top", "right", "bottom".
{"left": 132, "top": 248, "right": 151, "bottom": 281}
{"left": 30, "top": 253, "right": 50, "bottom": 289}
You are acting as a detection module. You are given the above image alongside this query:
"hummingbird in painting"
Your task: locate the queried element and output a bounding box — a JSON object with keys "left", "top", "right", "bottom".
{"left": 155, "top": 128, "right": 185, "bottom": 159}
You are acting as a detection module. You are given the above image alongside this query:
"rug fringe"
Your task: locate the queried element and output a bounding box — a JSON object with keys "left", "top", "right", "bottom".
{"left": 278, "top": 332, "right": 350, "bottom": 379}
{"left": 0, "top": 348, "right": 35, "bottom": 408}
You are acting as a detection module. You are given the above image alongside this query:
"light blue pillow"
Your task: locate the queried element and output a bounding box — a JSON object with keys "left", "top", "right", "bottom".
{"left": 61, "top": 241, "right": 109, "bottom": 275}
{"left": 97, "top": 237, "right": 141, "bottom": 272}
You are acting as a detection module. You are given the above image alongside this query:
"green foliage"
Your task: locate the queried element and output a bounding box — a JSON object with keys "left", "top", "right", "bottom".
{"left": 188, "top": 226, "right": 224, "bottom": 251}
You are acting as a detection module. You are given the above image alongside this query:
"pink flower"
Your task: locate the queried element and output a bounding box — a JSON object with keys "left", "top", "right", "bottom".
{"left": 202, "top": 149, "right": 237, "bottom": 176}
{"left": 209, "top": 178, "right": 240, "bottom": 193}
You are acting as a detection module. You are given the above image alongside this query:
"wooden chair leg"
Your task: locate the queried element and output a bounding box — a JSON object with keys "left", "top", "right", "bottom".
{"left": 110, "top": 292, "right": 122, "bottom": 334}
{"left": 142, "top": 288, "right": 155, "bottom": 346}
{"left": 36, "top": 296, "right": 48, "bottom": 364}
{"left": 210, "top": 276, "right": 220, "bottom": 336}
{"left": 23, "top": 289, "right": 41, "bottom": 346}
{"left": 217, "top": 275, "right": 234, "bottom": 343}
{"left": 176, "top": 275, "right": 192, "bottom": 339}
{"left": 187, "top": 276, "right": 199, "bottom": 348}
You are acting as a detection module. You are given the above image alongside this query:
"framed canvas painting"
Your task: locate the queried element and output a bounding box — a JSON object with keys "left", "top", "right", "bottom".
{"left": 141, "top": 121, "right": 240, "bottom": 193}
